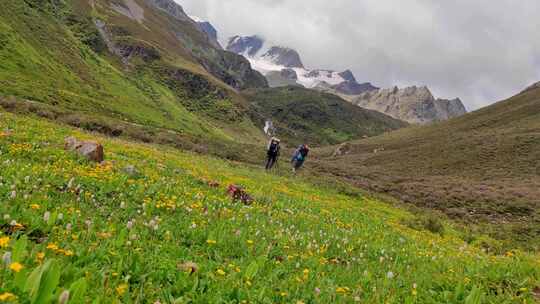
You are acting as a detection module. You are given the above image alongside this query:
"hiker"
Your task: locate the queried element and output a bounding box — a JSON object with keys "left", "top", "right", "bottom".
{"left": 265, "top": 137, "right": 281, "bottom": 170}
{"left": 291, "top": 144, "right": 309, "bottom": 173}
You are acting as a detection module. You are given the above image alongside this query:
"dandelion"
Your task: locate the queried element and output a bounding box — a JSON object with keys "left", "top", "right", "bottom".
{"left": 116, "top": 284, "right": 128, "bottom": 296}
{"left": 36, "top": 252, "right": 45, "bottom": 263}
{"left": 58, "top": 290, "right": 70, "bottom": 304}
{"left": 206, "top": 239, "right": 217, "bottom": 245}
{"left": 0, "top": 292, "right": 16, "bottom": 301}
{"left": 9, "top": 262, "right": 23, "bottom": 273}
{"left": 0, "top": 236, "right": 9, "bottom": 248}
{"left": 336, "top": 287, "right": 350, "bottom": 294}
{"left": 30, "top": 204, "right": 40, "bottom": 210}
{"left": 2, "top": 252, "right": 12, "bottom": 265}
{"left": 246, "top": 240, "right": 254, "bottom": 245}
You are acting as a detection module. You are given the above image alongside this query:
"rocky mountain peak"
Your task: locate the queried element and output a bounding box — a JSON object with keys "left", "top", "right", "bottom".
{"left": 226, "top": 35, "right": 264, "bottom": 57}
{"left": 353, "top": 86, "right": 466, "bottom": 124}
{"left": 338, "top": 70, "right": 356, "bottom": 82}
{"left": 261, "top": 46, "right": 304, "bottom": 68}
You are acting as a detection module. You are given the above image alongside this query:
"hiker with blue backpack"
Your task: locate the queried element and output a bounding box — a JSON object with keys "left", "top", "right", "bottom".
{"left": 291, "top": 144, "right": 310, "bottom": 173}
{"left": 265, "top": 137, "right": 281, "bottom": 170}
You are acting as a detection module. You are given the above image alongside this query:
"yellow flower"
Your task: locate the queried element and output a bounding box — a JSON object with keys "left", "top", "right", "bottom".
{"left": 63, "top": 250, "right": 74, "bottom": 257}
{"left": 116, "top": 284, "right": 128, "bottom": 296}
{"left": 246, "top": 240, "right": 254, "bottom": 245}
{"left": 336, "top": 287, "right": 350, "bottom": 294}
{"left": 216, "top": 269, "right": 226, "bottom": 276}
{"left": 9, "top": 262, "right": 24, "bottom": 273}
{"left": 30, "top": 204, "right": 41, "bottom": 210}
{"left": 279, "top": 292, "right": 288, "bottom": 297}
{"left": 0, "top": 292, "right": 16, "bottom": 301}
{"left": 206, "top": 240, "right": 217, "bottom": 245}
{"left": 46, "top": 243, "right": 59, "bottom": 251}
{"left": 296, "top": 301, "right": 305, "bottom": 304}
{"left": 0, "top": 237, "right": 10, "bottom": 248}
{"left": 36, "top": 252, "right": 45, "bottom": 262}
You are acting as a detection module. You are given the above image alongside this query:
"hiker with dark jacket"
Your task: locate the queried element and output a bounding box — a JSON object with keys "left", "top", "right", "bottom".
{"left": 265, "top": 137, "right": 281, "bottom": 170}
{"left": 291, "top": 144, "right": 310, "bottom": 173}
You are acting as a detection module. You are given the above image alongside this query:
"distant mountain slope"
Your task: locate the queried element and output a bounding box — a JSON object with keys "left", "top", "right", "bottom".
{"left": 316, "top": 85, "right": 540, "bottom": 248}
{"left": 243, "top": 87, "right": 407, "bottom": 146}
{"left": 352, "top": 86, "right": 467, "bottom": 124}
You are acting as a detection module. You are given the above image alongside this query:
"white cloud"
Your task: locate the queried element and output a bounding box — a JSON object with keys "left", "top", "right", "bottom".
{"left": 177, "top": 0, "right": 540, "bottom": 110}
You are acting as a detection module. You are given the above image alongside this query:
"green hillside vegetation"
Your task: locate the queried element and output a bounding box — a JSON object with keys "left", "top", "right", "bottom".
{"left": 0, "top": 111, "right": 539, "bottom": 303}
{"left": 243, "top": 87, "right": 407, "bottom": 146}
{"left": 315, "top": 85, "right": 540, "bottom": 250}
{"left": 0, "top": 0, "right": 403, "bottom": 159}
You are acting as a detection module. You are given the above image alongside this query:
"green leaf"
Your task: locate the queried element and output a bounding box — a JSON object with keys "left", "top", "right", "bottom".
{"left": 25, "top": 263, "right": 46, "bottom": 301}
{"left": 12, "top": 235, "right": 28, "bottom": 262}
{"left": 69, "top": 278, "right": 88, "bottom": 304}
{"left": 465, "top": 286, "right": 485, "bottom": 304}
{"left": 244, "top": 261, "right": 259, "bottom": 280}
{"left": 34, "top": 259, "right": 61, "bottom": 304}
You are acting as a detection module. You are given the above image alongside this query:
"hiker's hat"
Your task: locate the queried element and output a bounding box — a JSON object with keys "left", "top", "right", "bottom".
{"left": 271, "top": 137, "right": 280, "bottom": 142}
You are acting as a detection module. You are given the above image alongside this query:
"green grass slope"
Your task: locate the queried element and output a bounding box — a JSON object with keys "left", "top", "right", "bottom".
{"left": 1, "top": 111, "right": 539, "bottom": 303}
{"left": 0, "top": 0, "right": 264, "bottom": 145}
{"left": 315, "top": 85, "right": 540, "bottom": 250}
{"left": 243, "top": 87, "right": 407, "bottom": 146}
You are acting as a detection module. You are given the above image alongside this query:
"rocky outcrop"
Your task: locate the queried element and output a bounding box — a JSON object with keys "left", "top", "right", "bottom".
{"left": 331, "top": 81, "right": 378, "bottom": 95}
{"left": 353, "top": 86, "right": 467, "bottom": 124}
{"left": 65, "top": 137, "right": 104, "bottom": 163}
{"left": 261, "top": 47, "right": 304, "bottom": 68}
{"left": 143, "top": 0, "right": 191, "bottom": 22}
{"left": 190, "top": 16, "right": 222, "bottom": 49}
{"left": 264, "top": 68, "right": 299, "bottom": 87}
{"left": 196, "top": 21, "right": 221, "bottom": 49}
{"left": 226, "top": 35, "right": 264, "bottom": 57}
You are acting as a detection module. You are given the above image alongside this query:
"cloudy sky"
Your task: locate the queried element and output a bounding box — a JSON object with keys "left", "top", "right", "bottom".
{"left": 177, "top": 0, "right": 540, "bottom": 110}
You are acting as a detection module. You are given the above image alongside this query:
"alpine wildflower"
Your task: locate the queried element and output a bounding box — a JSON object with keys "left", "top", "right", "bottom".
{"left": 116, "top": 284, "right": 128, "bottom": 296}
{"left": 0, "top": 236, "right": 9, "bottom": 248}
{"left": 2, "top": 252, "right": 12, "bottom": 265}
{"left": 0, "top": 292, "right": 16, "bottom": 301}
{"left": 58, "top": 290, "right": 70, "bottom": 304}
{"left": 9, "top": 262, "right": 23, "bottom": 273}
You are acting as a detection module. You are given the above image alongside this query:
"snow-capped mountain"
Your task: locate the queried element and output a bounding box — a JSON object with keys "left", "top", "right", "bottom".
{"left": 226, "top": 35, "right": 377, "bottom": 95}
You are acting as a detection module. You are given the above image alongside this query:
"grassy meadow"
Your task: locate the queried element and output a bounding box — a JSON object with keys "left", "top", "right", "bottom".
{"left": 0, "top": 111, "right": 539, "bottom": 303}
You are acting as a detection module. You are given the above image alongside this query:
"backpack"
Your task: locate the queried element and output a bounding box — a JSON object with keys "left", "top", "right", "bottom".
{"left": 268, "top": 142, "right": 280, "bottom": 154}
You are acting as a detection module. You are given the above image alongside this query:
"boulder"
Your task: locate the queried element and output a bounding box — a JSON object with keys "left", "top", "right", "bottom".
{"left": 333, "top": 143, "right": 352, "bottom": 157}
{"left": 64, "top": 136, "right": 104, "bottom": 163}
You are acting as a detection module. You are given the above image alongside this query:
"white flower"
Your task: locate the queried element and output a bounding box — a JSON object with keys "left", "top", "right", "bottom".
{"left": 57, "top": 213, "right": 64, "bottom": 221}
{"left": 66, "top": 223, "right": 72, "bottom": 231}
{"left": 120, "top": 202, "right": 126, "bottom": 209}
{"left": 387, "top": 271, "right": 394, "bottom": 279}
{"left": 85, "top": 220, "right": 92, "bottom": 228}
{"left": 126, "top": 220, "right": 134, "bottom": 230}
{"left": 67, "top": 178, "right": 75, "bottom": 189}
{"left": 2, "top": 251, "right": 12, "bottom": 265}
{"left": 43, "top": 211, "right": 51, "bottom": 222}
{"left": 3, "top": 214, "right": 10, "bottom": 221}
{"left": 9, "top": 191, "right": 16, "bottom": 199}
{"left": 9, "top": 220, "right": 17, "bottom": 226}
